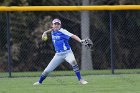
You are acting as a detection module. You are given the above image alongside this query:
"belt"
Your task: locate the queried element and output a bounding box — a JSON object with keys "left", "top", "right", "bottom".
{"left": 56, "top": 48, "right": 70, "bottom": 53}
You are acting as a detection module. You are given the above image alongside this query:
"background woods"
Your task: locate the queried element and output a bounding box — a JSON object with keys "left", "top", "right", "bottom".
{"left": 0, "top": 0, "right": 140, "bottom": 72}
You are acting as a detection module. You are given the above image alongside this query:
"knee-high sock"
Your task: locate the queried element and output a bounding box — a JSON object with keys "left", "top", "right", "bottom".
{"left": 38, "top": 75, "right": 47, "bottom": 83}
{"left": 72, "top": 64, "right": 81, "bottom": 81}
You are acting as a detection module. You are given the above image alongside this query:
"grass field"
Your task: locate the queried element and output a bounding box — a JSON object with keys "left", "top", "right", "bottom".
{"left": 0, "top": 73, "right": 140, "bottom": 93}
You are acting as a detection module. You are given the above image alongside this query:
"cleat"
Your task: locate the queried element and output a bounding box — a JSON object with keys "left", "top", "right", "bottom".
{"left": 79, "top": 79, "right": 88, "bottom": 85}
{"left": 33, "top": 82, "right": 41, "bottom": 85}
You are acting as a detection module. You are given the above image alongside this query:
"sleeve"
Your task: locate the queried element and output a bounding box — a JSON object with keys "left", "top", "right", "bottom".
{"left": 59, "top": 28, "right": 73, "bottom": 37}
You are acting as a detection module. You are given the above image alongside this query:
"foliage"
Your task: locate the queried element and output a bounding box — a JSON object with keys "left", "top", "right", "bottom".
{"left": 0, "top": 0, "right": 140, "bottom": 71}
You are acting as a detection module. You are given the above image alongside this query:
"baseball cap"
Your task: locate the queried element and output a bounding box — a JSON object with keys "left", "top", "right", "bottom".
{"left": 52, "top": 18, "right": 61, "bottom": 24}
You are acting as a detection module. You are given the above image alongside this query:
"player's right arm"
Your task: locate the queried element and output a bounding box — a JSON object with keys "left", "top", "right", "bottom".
{"left": 42, "top": 29, "right": 53, "bottom": 38}
{"left": 43, "top": 28, "right": 53, "bottom": 35}
{"left": 42, "top": 28, "right": 53, "bottom": 41}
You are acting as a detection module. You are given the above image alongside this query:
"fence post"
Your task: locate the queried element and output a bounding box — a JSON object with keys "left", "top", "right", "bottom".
{"left": 109, "top": 11, "right": 115, "bottom": 74}
{"left": 6, "top": 12, "right": 12, "bottom": 77}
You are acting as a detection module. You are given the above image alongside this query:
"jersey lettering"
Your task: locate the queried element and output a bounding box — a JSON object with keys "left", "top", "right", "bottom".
{"left": 51, "top": 28, "right": 73, "bottom": 52}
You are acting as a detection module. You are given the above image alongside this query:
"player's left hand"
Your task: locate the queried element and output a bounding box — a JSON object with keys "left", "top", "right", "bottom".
{"left": 81, "top": 38, "right": 93, "bottom": 49}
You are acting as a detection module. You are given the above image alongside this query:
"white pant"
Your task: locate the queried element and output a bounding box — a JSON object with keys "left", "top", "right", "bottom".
{"left": 42, "top": 50, "right": 77, "bottom": 76}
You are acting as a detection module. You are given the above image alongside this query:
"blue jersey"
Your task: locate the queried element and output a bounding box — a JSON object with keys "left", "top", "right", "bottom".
{"left": 51, "top": 28, "right": 73, "bottom": 52}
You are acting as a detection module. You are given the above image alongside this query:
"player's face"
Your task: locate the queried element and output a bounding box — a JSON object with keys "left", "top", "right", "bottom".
{"left": 52, "top": 23, "right": 61, "bottom": 30}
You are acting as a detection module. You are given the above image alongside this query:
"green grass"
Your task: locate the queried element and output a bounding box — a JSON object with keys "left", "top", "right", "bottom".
{"left": 0, "top": 69, "right": 140, "bottom": 77}
{"left": 0, "top": 74, "right": 140, "bottom": 93}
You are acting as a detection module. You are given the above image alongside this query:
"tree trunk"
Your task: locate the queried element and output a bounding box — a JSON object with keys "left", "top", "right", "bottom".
{"left": 81, "top": 0, "right": 93, "bottom": 70}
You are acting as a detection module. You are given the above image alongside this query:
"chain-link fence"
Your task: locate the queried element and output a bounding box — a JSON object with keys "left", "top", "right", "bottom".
{"left": 0, "top": 11, "right": 140, "bottom": 77}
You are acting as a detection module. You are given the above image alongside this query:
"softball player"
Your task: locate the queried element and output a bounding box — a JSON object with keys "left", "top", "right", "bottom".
{"left": 33, "top": 18, "right": 88, "bottom": 85}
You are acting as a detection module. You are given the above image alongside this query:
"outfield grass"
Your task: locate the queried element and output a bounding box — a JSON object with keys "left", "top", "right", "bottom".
{"left": 0, "top": 74, "right": 140, "bottom": 93}
{"left": 0, "top": 69, "right": 140, "bottom": 77}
